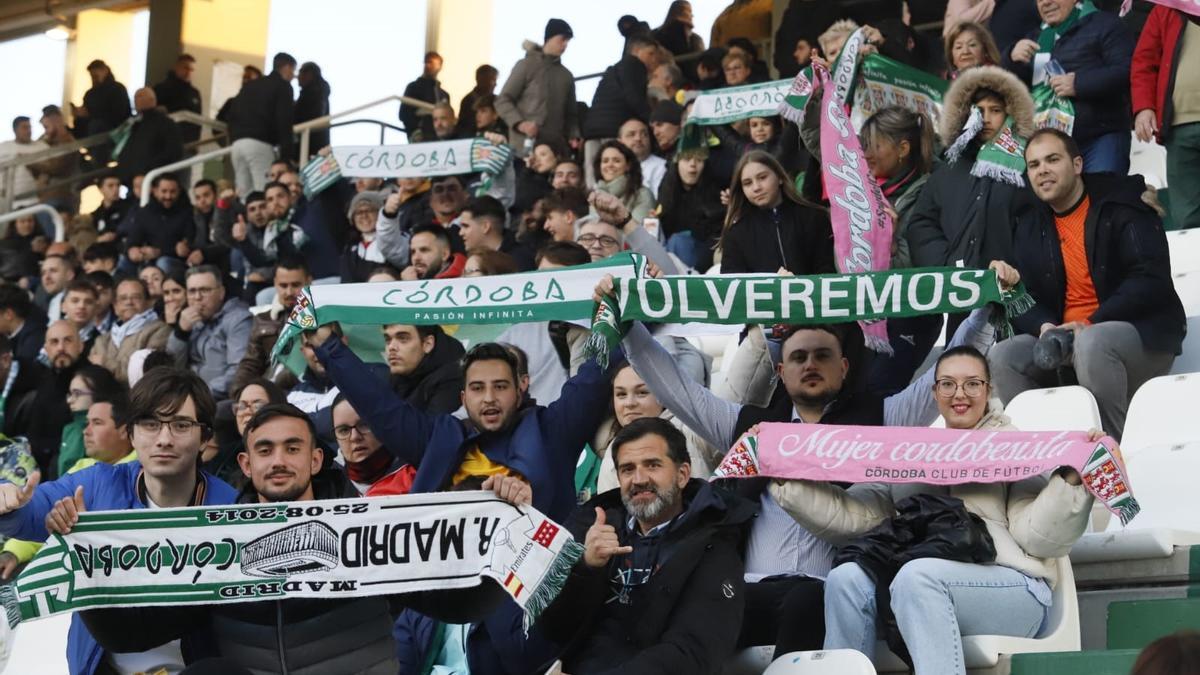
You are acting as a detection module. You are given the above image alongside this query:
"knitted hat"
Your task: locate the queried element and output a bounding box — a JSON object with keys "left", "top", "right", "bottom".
{"left": 545, "top": 18, "right": 573, "bottom": 42}
{"left": 651, "top": 100, "right": 684, "bottom": 126}
{"left": 347, "top": 190, "right": 384, "bottom": 220}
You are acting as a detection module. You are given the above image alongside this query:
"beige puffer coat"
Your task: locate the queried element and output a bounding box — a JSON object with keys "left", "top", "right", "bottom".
{"left": 768, "top": 400, "right": 1093, "bottom": 587}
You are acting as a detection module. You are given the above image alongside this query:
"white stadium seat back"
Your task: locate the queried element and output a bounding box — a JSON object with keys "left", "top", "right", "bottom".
{"left": 1004, "top": 386, "right": 1102, "bottom": 432}
{"left": 1106, "top": 443, "right": 1200, "bottom": 533}
{"left": 1121, "top": 373, "right": 1200, "bottom": 455}
{"left": 9, "top": 611, "right": 70, "bottom": 674}
{"left": 764, "top": 649, "right": 877, "bottom": 674}
{"left": 1168, "top": 231, "right": 1200, "bottom": 275}
{"left": 874, "top": 557, "right": 1080, "bottom": 671}
{"left": 1171, "top": 272, "right": 1200, "bottom": 374}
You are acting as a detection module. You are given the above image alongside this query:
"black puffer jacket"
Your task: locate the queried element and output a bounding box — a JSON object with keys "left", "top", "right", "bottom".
{"left": 390, "top": 326, "right": 466, "bottom": 414}
{"left": 719, "top": 198, "right": 835, "bottom": 275}
{"left": 1008, "top": 173, "right": 1186, "bottom": 355}
{"left": 540, "top": 480, "right": 755, "bottom": 674}
{"left": 583, "top": 54, "right": 651, "bottom": 139}
{"left": 228, "top": 71, "right": 296, "bottom": 157}
{"left": 118, "top": 109, "right": 184, "bottom": 183}
{"left": 154, "top": 70, "right": 203, "bottom": 143}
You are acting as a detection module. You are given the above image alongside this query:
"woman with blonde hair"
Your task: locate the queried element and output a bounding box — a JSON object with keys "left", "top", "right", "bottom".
{"left": 944, "top": 21, "right": 1002, "bottom": 79}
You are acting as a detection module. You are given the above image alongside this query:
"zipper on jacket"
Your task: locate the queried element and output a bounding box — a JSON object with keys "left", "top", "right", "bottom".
{"left": 275, "top": 600, "right": 289, "bottom": 675}
{"left": 772, "top": 208, "right": 788, "bottom": 271}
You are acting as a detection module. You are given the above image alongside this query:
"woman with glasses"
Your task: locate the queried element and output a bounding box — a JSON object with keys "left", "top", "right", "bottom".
{"left": 340, "top": 191, "right": 386, "bottom": 283}
{"left": 590, "top": 140, "right": 656, "bottom": 228}
{"left": 772, "top": 343, "right": 1110, "bottom": 674}
{"left": 208, "top": 378, "right": 288, "bottom": 486}
{"left": 58, "top": 365, "right": 121, "bottom": 478}
{"left": 332, "top": 393, "right": 415, "bottom": 496}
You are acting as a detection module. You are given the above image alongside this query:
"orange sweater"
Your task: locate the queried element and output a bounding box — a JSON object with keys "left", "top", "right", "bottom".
{"left": 1056, "top": 196, "right": 1099, "bottom": 324}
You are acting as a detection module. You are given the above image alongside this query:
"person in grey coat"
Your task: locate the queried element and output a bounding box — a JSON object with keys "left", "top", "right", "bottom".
{"left": 166, "top": 265, "right": 251, "bottom": 400}
{"left": 495, "top": 19, "right": 580, "bottom": 151}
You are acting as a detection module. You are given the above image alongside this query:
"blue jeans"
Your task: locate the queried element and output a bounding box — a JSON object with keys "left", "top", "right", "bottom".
{"left": 665, "top": 231, "right": 715, "bottom": 271}
{"left": 1079, "top": 131, "right": 1131, "bottom": 175}
{"left": 825, "top": 559, "right": 1050, "bottom": 675}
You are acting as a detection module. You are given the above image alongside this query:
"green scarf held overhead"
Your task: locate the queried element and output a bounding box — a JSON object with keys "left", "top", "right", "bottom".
{"left": 585, "top": 267, "right": 1035, "bottom": 367}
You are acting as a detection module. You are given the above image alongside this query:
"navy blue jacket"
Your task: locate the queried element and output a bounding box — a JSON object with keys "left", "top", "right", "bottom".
{"left": 293, "top": 180, "right": 354, "bottom": 279}
{"left": 1004, "top": 10, "right": 1135, "bottom": 143}
{"left": 314, "top": 335, "right": 616, "bottom": 522}
{"left": 1009, "top": 173, "right": 1185, "bottom": 355}
{"left": 0, "top": 462, "right": 236, "bottom": 675}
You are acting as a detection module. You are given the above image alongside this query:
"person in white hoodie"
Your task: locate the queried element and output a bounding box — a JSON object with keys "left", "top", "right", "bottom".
{"left": 770, "top": 342, "right": 1103, "bottom": 675}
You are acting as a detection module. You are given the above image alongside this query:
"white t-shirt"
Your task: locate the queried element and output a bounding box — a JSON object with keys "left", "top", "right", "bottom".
{"left": 0, "top": 139, "right": 48, "bottom": 205}
{"left": 640, "top": 155, "right": 668, "bottom": 199}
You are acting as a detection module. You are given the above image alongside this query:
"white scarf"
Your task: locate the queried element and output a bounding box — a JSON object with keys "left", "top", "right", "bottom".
{"left": 108, "top": 307, "right": 158, "bottom": 349}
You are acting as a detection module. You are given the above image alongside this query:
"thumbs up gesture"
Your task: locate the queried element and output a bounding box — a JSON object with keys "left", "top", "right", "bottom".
{"left": 45, "top": 485, "right": 86, "bottom": 535}
{"left": 583, "top": 507, "right": 632, "bottom": 569}
{"left": 0, "top": 472, "right": 39, "bottom": 515}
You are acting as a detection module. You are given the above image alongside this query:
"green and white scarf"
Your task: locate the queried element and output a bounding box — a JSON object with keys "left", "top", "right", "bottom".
{"left": 945, "top": 109, "right": 1028, "bottom": 188}
{"left": 300, "top": 153, "right": 342, "bottom": 199}
{"left": 271, "top": 253, "right": 645, "bottom": 364}
{"left": 0, "top": 491, "right": 582, "bottom": 657}
{"left": 330, "top": 138, "right": 512, "bottom": 179}
{"left": 1030, "top": 1, "right": 1096, "bottom": 135}
{"left": 854, "top": 54, "right": 948, "bottom": 127}
{"left": 687, "top": 79, "right": 791, "bottom": 126}
{"left": 585, "top": 267, "right": 1035, "bottom": 367}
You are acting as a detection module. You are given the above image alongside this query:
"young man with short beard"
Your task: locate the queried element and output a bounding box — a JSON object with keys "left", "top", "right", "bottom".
{"left": 538, "top": 417, "right": 753, "bottom": 672}
{"left": 0, "top": 368, "right": 236, "bottom": 674}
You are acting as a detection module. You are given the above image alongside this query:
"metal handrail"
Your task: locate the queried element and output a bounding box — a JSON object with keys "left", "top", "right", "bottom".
{"left": 296, "top": 94, "right": 435, "bottom": 163}
{"left": 141, "top": 146, "right": 233, "bottom": 206}
{"left": 0, "top": 204, "right": 65, "bottom": 243}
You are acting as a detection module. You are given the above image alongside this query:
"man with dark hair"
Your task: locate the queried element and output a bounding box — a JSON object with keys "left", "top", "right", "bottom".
{"left": 83, "top": 270, "right": 116, "bottom": 334}
{"left": 125, "top": 174, "right": 195, "bottom": 264}
{"left": 381, "top": 323, "right": 464, "bottom": 414}
{"left": 191, "top": 178, "right": 218, "bottom": 249}
{"left": 232, "top": 256, "right": 311, "bottom": 392}
{"left": 0, "top": 285, "right": 46, "bottom": 362}
{"left": 496, "top": 18, "right": 579, "bottom": 151}
{"left": 0, "top": 366, "right": 236, "bottom": 674}
{"left": 428, "top": 102, "right": 460, "bottom": 142}
{"left": 403, "top": 224, "right": 466, "bottom": 280}
{"left": 167, "top": 265, "right": 252, "bottom": 400}
{"left": 551, "top": 159, "right": 584, "bottom": 190}
{"left": 456, "top": 64, "right": 500, "bottom": 138}
{"left": 154, "top": 53, "right": 203, "bottom": 144}
{"left": 401, "top": 51, "right": 450, "bottom": 141}
{"left": 459, "top": 195, "right": 535, "bottom": 270}
{"left": 595, "top": 267, "right": 1004, "bottom": 656}
{"left": 75, "top": 59, "right": 131, "bottom": 139}
{"left": 989, "top": 128, "right": 1184, "bottom": 440}
{"left": 76, "top": 401, "right": 517, "bottom": 673}
{"left": 536, "top": 241, "right": 592, "bottom": 269}
{"left": 228, "top": 52, "right": 297, "bottom": 194}
{"left": 0, "top": 115, "right": 47, "bottom": 207}
{"left": 310, "top": 324, "right": 618, "bottom": 521}
{"left": 89, "top": 277, "right": 170, "bottom": 383}
{"left": 61, "top": 279, "right": 99, "bottom": 347}
{"left": 541, "top": 187, "right": 589, "bottom": 244}
{"left": 538, "top": 416, "right": 752, "bottom": 673}
{"left": 82, "top": 242, "right": 119, "bottom": 274}
{"left": 429, "top": 174, "right": 470, "bottom": 232}
{"left": 91, "top": 173, "right": 133, "bottom": 240}
{"left": 584, "top": 34, "right": 661, "bottom": 185}
{"left": 36, "top": 253, "right": 76, "bottom": 319}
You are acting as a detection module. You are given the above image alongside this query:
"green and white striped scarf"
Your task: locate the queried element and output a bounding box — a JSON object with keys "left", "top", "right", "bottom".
{"left": 0, "top": 491, "right": 582, "bottom": 659}
{"left": 330, "top": 138, "right": 512, "bottom": 179}
{"left": 687, "top": 79, "right": 791, "bottom": 126}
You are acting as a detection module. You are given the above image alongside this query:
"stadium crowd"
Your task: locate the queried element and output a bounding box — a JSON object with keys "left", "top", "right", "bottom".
{"left": 0, "top": 0, "right": 1195, "bottom": 673}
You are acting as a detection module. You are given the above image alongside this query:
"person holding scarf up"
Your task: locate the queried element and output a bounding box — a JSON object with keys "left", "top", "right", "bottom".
{"left": 1005, "top": 0, "right": 1135, "bottom": 174}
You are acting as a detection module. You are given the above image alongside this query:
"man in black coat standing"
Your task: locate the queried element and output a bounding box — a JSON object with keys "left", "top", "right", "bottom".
{"left": 538, "top": 417, "right": 752, "bottom": 674}
{"left": 989, "top": 129, "right": 1184, "bottom": 440}
{"left": 228, "top": 52, "right": 296, "bottom": 195}
{"left": 294, "top": 62, "right": 331, "bottom": 158}
{"left": 153, "top": 54, "right": 203, "bottom": 145}
{"left": 582, "top": 34, "right": 661, "bottom": 185}
{"left": 400, "top": 52, "right": 450, "bottom": 141}
{"left": 117, "top": 88, "right": 184, "bottom": 184}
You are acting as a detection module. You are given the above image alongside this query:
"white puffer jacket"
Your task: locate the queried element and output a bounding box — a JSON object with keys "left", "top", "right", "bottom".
{"left": 768, "top": 401, "right": 1094, "bottom": 587}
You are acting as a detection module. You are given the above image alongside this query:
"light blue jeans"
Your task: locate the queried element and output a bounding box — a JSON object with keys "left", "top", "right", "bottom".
{"left": 825, "top": 559, "right": 1051, "bottom": 675}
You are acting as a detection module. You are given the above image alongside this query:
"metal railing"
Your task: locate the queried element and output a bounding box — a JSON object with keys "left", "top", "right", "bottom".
{"left": 0, "top": 204, "right": 65, "bottom": 243}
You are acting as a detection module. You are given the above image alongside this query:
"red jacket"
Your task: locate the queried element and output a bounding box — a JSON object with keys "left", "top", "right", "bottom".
{"left": 1131, "top": 5, "right": 1188, "bottom": 143}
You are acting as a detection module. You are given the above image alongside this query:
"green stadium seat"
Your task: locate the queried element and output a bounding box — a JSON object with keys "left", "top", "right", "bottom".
{"left": 1107, "top": 597, "right": 1200, "bottom": 650}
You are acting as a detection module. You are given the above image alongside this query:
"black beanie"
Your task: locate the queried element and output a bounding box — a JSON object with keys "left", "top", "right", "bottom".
{"left": 545, "top": 18, "right": 573, "bottom": 42}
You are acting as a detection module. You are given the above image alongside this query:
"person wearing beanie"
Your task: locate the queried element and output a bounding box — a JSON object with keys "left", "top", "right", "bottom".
{"left": 650, "top": 100, "right": 685, "bottom": 161}
{"left": 495, "top": 18, "right": 580, "bottom": 155}
{"left": 340, "top": 190, "right": 387, "bottom": 283}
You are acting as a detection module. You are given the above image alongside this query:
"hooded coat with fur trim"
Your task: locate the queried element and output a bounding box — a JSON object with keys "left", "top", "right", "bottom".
{"left": 907, "top": 66, "right": 1036, "bottom": 270}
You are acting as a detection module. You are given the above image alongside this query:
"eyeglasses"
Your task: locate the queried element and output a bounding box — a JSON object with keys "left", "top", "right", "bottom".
{"left": 577, "top": 234, "right": 620, "bottom": 248}
{"left": 66, "top": 388, "right": 93, "bottom": 400}
{"left": 333, "top": 422, "right": 373, "bottom": 440}
{"left": 134, "top": 418, "right": 207, "bottom": 436}
{"left": 186, "top": 286, "right": 219, "bottom": 297}
{"left": 234, "top": 400, "right": 267, "bottom": 415}
{"left": 934, "top": 379, "right": 989, "bottom": 399}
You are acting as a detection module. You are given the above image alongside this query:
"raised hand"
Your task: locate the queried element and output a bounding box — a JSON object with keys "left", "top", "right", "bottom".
{"left": 482, "top": 475, "right": 532, "bottom": 506}
{"left": 45, "top": 485, "right": 85, "bottom": 535}
{"left": 583, "top": 507, "right": 632, "bottom": 569}
{"left": 0, "top": 472, "right": 39, "bottom": 515}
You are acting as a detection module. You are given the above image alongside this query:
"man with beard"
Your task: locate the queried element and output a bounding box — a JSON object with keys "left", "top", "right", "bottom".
{"left": 309, "top": 333, "right": 616, "bottom": 523}
{"left": 401, "top": 224, "right": 466, "bottom": 280}
{"left": 90, "top": 277, "right": 172, "bottom": 383}
{"left": 232, "top": 256, "right": 311, "bottom": 391}
{"left": 538, "top": 417, "right": 753, "bottom": 672}
{"left": 125, "top": 174, "right": 195, "bottom": 265}
{"left": 167, "top": 265, "right": 252, "bottom": 400}
{"left": 76, "top": 403, "right": 514, "bottom": 673}
{"left": 592, "top": 271, "right": 1009, "bottom": 656}
{"left": 7, "top": 320, "right": 86, "bottom": 475}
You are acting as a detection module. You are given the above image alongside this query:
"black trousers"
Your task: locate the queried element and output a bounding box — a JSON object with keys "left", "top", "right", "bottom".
{"left": 735, "top": 575, "right": 826, "bottom": 654}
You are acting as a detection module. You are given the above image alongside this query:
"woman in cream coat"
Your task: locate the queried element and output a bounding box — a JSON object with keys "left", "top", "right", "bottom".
{"left": 769, "top": 343, "right": 1100, "bottom": 675}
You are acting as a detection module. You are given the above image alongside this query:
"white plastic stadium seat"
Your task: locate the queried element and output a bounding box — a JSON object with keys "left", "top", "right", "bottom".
{"left": 764, "top": 649, "right": 877, "bottom": 674}
{"left": 1120, "top": 373, "right": 1200, "bottom": 455}
{"left": 1168, "top": 230, "right": 1200, "bottom": 275}
{"left": 1004, "top": 386, "right": 1102, "bottom": 433}
{"left": 723, "top": 645, "right": 775, "bottom": 675}
{"left": 873, "top": 556, "right": 1080, "bottom": 671}
{"left": 1170, "top": 271, "right": 1200, "bottom": 374}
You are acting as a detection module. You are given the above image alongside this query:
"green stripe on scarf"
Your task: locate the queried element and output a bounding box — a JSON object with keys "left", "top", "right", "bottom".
{"left": 686, "top": 79, "right": 791, "bottom": 126}
{"left": 586, "top": 268, "right": 1035, "bottom": 367}
{"left": 1037, "top": 1, "right": 1099, "bottom": 51}
{"left": 301, "top": 154, "right": 342, "bottom": 199}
